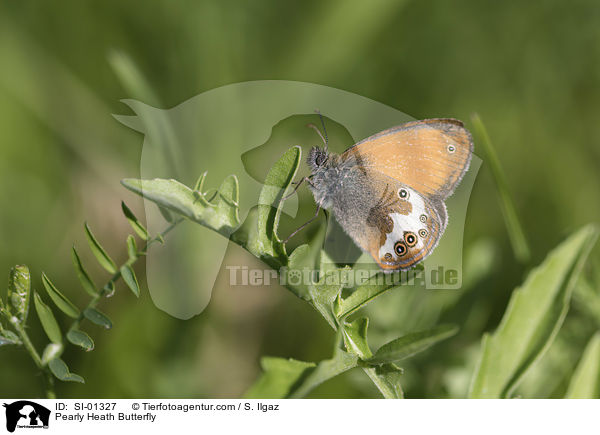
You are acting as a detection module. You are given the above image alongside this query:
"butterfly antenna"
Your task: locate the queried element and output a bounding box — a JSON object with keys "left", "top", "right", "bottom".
{"left": 315, "top": 109, "right": 328, "bottom": 152}
{"left": 306, "top": 123, "right": 327, "bottom": 147}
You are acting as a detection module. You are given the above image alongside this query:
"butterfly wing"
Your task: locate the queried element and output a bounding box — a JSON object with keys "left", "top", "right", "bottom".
{"left": 342, "top": 118, "right": 473, "bottom": 200}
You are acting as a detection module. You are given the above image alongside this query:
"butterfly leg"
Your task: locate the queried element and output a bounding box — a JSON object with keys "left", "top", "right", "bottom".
{"left": 282, "top": 176, "right": 314, "bottom": 200}
{"left": 282, "top": 202, "right": 322, "bottom": 244}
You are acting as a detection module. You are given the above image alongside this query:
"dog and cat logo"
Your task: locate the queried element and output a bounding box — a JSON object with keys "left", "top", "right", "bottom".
{"left": 2, "top": 401, "right": 50, "bottom": 432}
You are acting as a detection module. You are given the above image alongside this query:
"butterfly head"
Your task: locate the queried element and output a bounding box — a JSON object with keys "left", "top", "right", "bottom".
{"left": 307, "top": 146, "right": 329, "bottom": 173}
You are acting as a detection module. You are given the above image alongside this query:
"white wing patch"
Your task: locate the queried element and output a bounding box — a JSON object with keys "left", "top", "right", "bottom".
{"left": 378, "top": 186, "right": 429, "bottom": 259}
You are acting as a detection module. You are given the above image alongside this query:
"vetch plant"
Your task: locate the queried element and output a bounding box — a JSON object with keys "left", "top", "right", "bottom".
{"left": 0, "top": 128, "right": 598, "bottom": 398}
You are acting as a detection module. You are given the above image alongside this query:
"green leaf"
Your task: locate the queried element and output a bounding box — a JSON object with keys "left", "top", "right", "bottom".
{"left": 290, "top": 349, "right": 359, "bottom": 398}
{"left": 48, "top": 358, "right": 85, "bottom": 383}
{"left": 565, "top": 333, "right": 600, "bottom": 399}
{"left": 0, "top": 330, "right": 22, "bottom": 346}
{"left": 7, "top": 265, "right": 31, "bottom": 323}
{"left": 368, "top": 324, "right": 458, "bottom": 365}
{"left": 307, "top": 269, "right": 346, "bottom": 329}
{"left": 126, "top": 235, "right": 138, "bottom": 261}
{"left": 158, "top": 206, "right": 174, "bottom": 223}
{"left": 469, "top": 224, "right": 599, "bottom": 398}
{"left": 33, "top": 292, "right": 62, "bottom": 344}
{"left": 41, "top": 272, "right": 80, "bottom": 319}
{"left": 243, "top": 147, "right": 301, "bottom": 266}
{"left": 244, "top": 357, "right": 315, "bottom": 399}
{"left": 41, "top": 343, "right": 63, "bottom": 365}
{"left": 84, "top": 222, "right": 118, "bottom": 274}
{"left": 120, "top": 265, "right": 140, "bottom": 297}
{"left": 67, "top": 329, "right": 95, "bottom": 351}
{"left": 338, "top": 271, "right": 405, "bottom": 319}
{"left": 363, "top": 364, "right": 404, "bottom": 399}
{"left": 83, "top": 307, "right": 112, "bottom": 329}
{"left": 121, "top": 175, "right": 240, "bottom": 236}
{"left": 471, "top": 114, "right": 530, "bottom": 263}
{"left": 342, "top": 317, "right": 373, "bottom": 359}
{"left": 71, "top": 247, "right": 98, "bottom": 297}
{"left": 121, "top": 201, "right": 149, "bottom": 240}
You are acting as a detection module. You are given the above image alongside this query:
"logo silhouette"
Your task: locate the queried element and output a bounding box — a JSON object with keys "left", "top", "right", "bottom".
{"left": 3, "top": 401, "right": 50, "bottom": 432}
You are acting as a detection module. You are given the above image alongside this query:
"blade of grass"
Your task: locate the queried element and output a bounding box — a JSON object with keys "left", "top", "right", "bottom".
{"left": 471, "top": 113, "right": 530, "bottom": 263}
{"left": 565, "top": 333, "right": 600, "bottom": 399}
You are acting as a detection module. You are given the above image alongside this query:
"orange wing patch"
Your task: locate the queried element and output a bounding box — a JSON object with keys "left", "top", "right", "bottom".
{"left": 342, "top": 119, "right": 473, "bottom": 199}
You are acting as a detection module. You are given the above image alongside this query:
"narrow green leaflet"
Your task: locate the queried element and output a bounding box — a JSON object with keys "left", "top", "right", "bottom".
{"left": 121, "top": 201, "right": 149, "bottom": 240}
{"left": 290, "top": 350, "right": 359, "bottom": 398}
{"left": 67, "top": 329, "right": 94, "bottom": 352}
{"left": 83, "top": 307, "right": 112, "bottom": 329}
{"left": 126, "top": 235, "right": 138, "bottom": 261}
{"left": 71, "top": 247, "right": 98, "bottom": 297}
{"left": 121, "top": 175, "right": 240, "bottom": 236}
{"left": 469, "top": 224, "right": 599, "bottom": 398}
{"left": 84, "top": 223, "right": 118, "bottom": 274}
{"left": 41, "top": 273, "right": 80, "bottom": 319}
{"left": 48, "top": 358, "right": 85, "bottom": 383}
{"left": 244, "top": 357, "right": 315, "bottom": 399}
{"left": 33, "top": 292, "right": 62, "bottom": 344}
{"left": 342, "top": 317, "right": 373, "bottom": 359}
{"left": 368, "top": 324, "right": 458, "bottom": 365}
{"left": 120, "top": 265, "right": 140, "bottom": 297}
{"left": 565, "top": 333, "right": 600, "bottom": 399}
{"left": 471, "top": 114, "right": 530, "bottom": 263}
{"left": 7, "top": 265, "right": 30, "bottom": 322}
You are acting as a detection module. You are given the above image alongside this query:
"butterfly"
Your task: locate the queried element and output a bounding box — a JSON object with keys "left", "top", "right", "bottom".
{"left": 289, "top": 118, "right": 473, "bottom": 271}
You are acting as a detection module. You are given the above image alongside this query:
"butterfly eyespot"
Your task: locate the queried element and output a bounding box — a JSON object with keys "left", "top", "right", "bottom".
{"left": 404, "top": 232, "right": 417, "bottom": 247}
{"left": 419, "top": 229, "right": 428, "bottom": 238}
{"left": 419, "top": 214, "right": 427, "bottom": 223}
{"left": 384, "top": 253, "right": 393, "bottom": 261}
{"left": 398, "top": 188, "right": 409, "bottom": 199}
{"left": 447, "top": 144, "right": 456, "bottom": 153}
{"left": 394, "top": 241, "right": 407, "bottom": 257}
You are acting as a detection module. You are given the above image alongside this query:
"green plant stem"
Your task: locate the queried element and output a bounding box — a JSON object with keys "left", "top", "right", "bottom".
{"left": 67, "top": 217, "right": 184, "bottom": 334}
{"left": 10, "top": 319, "right": 42, "bottom": 368}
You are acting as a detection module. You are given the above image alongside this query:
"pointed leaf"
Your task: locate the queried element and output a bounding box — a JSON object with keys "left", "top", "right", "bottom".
{"left": 41, "top": 273, "right": 80, "bottom": 319}
{"left": 290, "top": 350, "right": 358, "bottom": 398}
{"left": 342, "top": 317, "right": 373, "bottom": 359}
{"left": 121, "top": 201, "right": 149, "bottom": 240}
{"left": 339, "top": 271, "right": 406, "bottom": 319}
{"left": 67, "top": 329, "right": 95, "bottom": 351}
{"left": 84, "top": 223, "right": 118, "bottom": 274}
{"left": 7, "top": 265, "right": 30, "bottom": 322}
{"left": 71, "top": 247, "right": 98, "bottom": 297}
{"left": 368, "top": 324, "right": 458, "bottom": 365}
{"left": 245, "top": 147, "right": 300, "bottom": 265}
{"left": 120, "top": 265, "right": 140, "bottom": 297}
{"left": 565, "top": 333, "right": 600, "bottom": 399}
{"left": 33, "top": 292, "right": 62, "bottom": 344}
{"left": 48, "top": 358, "right": 85, "bottom": 383}
{"left": 83, "top": 307, "right": 112, "bottom": 329}
{"left": 469, "top": 225, "right": 599, "bottom": 398}
{"left": 244, "top": 357, "right": 315, "bottom": 399}
{"left": 121, "top": 175, "right": 240, "bottom": 236}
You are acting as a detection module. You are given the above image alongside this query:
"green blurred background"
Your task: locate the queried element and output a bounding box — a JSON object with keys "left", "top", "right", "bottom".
{"left": 1, "top": 0, "right": 599, "bottom": 398}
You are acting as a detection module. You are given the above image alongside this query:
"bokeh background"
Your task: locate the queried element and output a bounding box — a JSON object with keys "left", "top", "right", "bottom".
{"left": 1, "top": 0, "right": 599, "bottom": 398}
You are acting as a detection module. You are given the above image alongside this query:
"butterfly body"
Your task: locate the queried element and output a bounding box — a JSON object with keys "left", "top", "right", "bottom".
{"left": 306, "top": 118, "right": 473, "bottom": 271}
